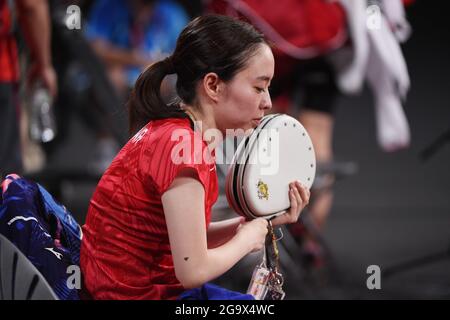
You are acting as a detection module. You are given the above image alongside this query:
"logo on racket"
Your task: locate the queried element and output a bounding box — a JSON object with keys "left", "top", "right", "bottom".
{"left": 257, "top": 180, "right": 269, "bottom": 200}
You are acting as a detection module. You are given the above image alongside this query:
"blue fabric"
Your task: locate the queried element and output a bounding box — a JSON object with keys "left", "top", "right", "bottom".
{"left": 37, "top": 185, "right": 82, "bottom": 265}
{"left": 0, "top": 175, "right": 82, "bottom": 300}
{"left": 178, "top": 283, "right": 255, "bottom": 300}
{"left": 85, "top": 0, "right": 188, "bottom": 85}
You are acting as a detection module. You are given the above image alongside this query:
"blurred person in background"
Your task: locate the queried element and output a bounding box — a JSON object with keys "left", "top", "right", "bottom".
{"left": 79, "top": 0, "right": 189, "bottom": 173}
{"left": 85, "top": 0, "right": 189, "bottom": 97}
{"left": 0, "top": 0, "right": 56, "bottom": 177}
{"left": 34, "top": 0, "right": 190, "bottom": 176}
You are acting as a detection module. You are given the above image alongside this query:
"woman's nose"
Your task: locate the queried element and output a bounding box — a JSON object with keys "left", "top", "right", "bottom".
{"left": 261, "top": 92, "right": 272, "bottom": 111}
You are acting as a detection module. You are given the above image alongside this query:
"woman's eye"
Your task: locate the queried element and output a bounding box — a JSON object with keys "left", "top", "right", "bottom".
{"left": 255, "top": 87, "right": 265, "bottom": 93}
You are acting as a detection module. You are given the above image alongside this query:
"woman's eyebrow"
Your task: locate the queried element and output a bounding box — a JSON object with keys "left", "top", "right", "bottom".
{"left": 255, "top": 75, "right": 271, "bottom": 82}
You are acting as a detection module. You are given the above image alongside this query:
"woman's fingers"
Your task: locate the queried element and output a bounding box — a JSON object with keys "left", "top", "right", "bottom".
{"left": 289, "top": 187, "right": 297, "bottom": 209}
{"left": 296, "top": 181, "right": 310, "bottom": 206}
{"left": 293, "top": 182, "right": 304, "bottom": 207}
{"left": 272, "top": 181, "right": 311, "bottom": 226}
{"left": 290, "top": 181, "right": 310, "bottom": 213}
{"left": 286, "top": 183, "right": 299, "bottom": 223}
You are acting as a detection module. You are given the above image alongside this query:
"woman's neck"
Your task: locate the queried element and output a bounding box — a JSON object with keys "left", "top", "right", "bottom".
{"left": 181, "top": 104, "right": 217, "bottom": 142}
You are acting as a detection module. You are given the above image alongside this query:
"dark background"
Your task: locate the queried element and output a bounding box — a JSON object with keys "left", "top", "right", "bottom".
{"left": 320, "top": 2, "right": 450, "bottom": 298}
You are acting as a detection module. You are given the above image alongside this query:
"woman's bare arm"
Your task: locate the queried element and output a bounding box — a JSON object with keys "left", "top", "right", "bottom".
{"left": 161, "top": 168, "right": 267, "bottom": 289}
{"left": 206, "top": 217, "right": 245, "bottom": 249}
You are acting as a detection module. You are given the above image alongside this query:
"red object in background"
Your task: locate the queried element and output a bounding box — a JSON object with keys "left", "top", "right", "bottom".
{"left": 403, "top": 0, "right": 415, "bottom": 6}
{"left": 208, "top": 0, "right": 346, "bottom": 58}
{"left": 0, "top": 0, "right": 19, "bottom": 82}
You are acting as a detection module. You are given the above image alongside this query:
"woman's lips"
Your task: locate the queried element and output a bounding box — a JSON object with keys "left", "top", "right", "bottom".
{"left": 252, "top": 119, "right": 261, "bottom": 127}
{"left": 253, "top": 117, "right": 263, "bottom": 125}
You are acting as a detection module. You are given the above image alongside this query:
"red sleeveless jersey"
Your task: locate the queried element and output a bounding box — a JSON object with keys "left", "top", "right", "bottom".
{"left": 80, "top": 118, "right": 218, "bottom": 299}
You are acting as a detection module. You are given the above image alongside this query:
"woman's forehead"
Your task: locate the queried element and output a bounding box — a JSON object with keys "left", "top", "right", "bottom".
{"left": 242, "top": 45, "right": 275, "bottom": 80}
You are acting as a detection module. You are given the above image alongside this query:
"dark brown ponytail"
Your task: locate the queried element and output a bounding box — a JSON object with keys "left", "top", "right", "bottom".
{"left": 127, "top": 57, "right": 186, "bottom": 135}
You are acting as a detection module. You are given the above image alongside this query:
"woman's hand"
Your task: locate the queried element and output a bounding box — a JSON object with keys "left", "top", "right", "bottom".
{"left": 270, "top": 181, "right": 310, "bottom": 227}
{"left": 236, "top": 218, "right": 268, "bottom": 253}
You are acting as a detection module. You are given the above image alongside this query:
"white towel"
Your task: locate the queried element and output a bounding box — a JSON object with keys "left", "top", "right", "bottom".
{"left": 333, "top": 0, "right": 411, "bottom": 152}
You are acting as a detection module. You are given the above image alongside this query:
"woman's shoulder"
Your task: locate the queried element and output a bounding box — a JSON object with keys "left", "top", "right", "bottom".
{"left": 132, "top": 117, "right": 203, "bottom": 154}
{"left": 152, "top": 117, "right": 192, "bottom": 129}
{"left": 149, "top": 117, "right": 195, "bottom": 140}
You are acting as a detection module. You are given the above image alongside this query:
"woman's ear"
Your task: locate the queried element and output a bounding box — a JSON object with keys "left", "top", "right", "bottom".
{"left": 202, "top": 72, "right": 222, "bottom": 103}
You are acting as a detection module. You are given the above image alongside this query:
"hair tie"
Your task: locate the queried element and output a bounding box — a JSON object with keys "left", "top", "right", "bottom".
{"left": 163, "top": 57, "right": 176, "bottom": 74}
